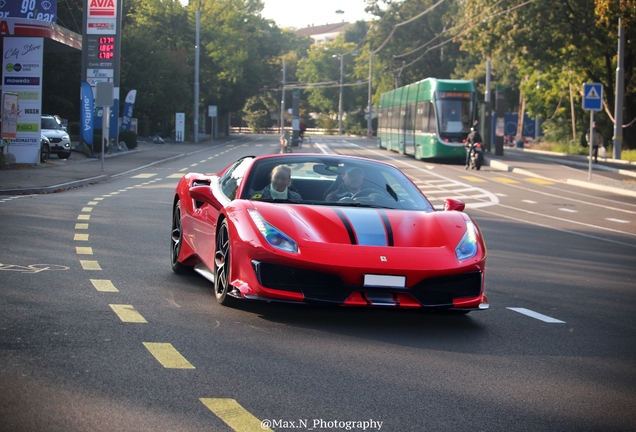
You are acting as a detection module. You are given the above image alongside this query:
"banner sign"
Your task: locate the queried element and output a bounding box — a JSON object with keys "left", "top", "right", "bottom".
{"left": 0, "top": 0, "right": 57, "bottom": 22}
{"left": 2, "top": 37, "right": 43, "bottom": 163}
{"left": 121, "top": 89, "right": 136, "bottom": 131}
{"left": 1, "top": 92, "right": 19, "bottom": 140}
{"left": 80, "top": 81, "right": 94, "bottom": 146}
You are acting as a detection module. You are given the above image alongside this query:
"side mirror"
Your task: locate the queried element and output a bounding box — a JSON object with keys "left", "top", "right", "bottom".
{"left": 444, "top": 198, "right": 465, "bottom": 212}
{"left": 188, "top": 185, "right": 222, "bottom": 210}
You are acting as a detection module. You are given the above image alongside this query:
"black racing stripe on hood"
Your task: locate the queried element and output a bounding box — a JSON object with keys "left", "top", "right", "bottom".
{"left": 378, "top": 210, "right": 394, "bottom": 247}
{"left": 333, "top": 208, "right": 357, "bottom": 245}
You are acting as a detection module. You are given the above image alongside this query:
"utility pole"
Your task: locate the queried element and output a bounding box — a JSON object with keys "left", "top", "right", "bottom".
{"left": 338, "top": 54, "right": 344, "bottom": 136}
{"left": 367, "top": 49, "right": 373, "bottom": 138}
{"left": 193, "top": 4, "right": 200, "bottom": 143}
{"left": 613, "top": 17, "right": 625, "bottom": 160}
{"left": 280, "top": 59, "right": 286, "bottom": 133}
{"left": 484, "top": 57, "right": 491, "bottom": 152}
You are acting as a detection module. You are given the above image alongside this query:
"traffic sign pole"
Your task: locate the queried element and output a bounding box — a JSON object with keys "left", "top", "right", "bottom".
{"left": 582, "top": 83, "right": 603, "bottom": 181}
{"left": 588, "top": 110, "right": 594, "bottom": 181}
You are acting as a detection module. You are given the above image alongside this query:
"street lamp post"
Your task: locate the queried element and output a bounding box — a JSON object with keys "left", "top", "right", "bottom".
{"left": 338, "top": 54, "right": 344, "bottom": 136}
{"left": 334, "top": 51, "right": 357, "bottom": 136}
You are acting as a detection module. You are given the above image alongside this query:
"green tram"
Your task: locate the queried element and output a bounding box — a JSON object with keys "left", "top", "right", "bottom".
{"left": 377, "top": 78, "right": 476, "bottom": 160}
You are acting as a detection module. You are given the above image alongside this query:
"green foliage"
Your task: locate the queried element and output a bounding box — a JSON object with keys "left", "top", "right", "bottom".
{"left": 242, "top": 96, "right": 275, "bottom": 133}
{"left": 317, "top": 113, "right": 338, "bottom": 134}
{"left": 119, "top": 130, "right": 138, "bottom": 149}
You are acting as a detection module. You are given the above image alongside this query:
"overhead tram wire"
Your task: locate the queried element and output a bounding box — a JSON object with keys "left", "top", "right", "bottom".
{"left": 391, "top": 0, "right": 507, "bottom": 59}
{"left": 372, "top": 0, "right": 450, "bottom": 55}
{"left": 389, "top": 0, "right": 536, "bottom": 73}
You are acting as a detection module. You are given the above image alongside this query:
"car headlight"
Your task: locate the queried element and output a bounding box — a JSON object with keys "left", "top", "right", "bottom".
{"left": 248, "top": 209, "right": 298, "bottom": 253}
{"left": 455, "top": 220, "right": 478, "bottom": 261}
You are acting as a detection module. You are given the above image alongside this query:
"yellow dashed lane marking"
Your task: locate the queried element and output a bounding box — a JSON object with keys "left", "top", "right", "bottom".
{"left": 459, "top": 176, "right": 487, "bottom": 182}
{"left": 77, "top": 214, "right": 90, "bottom": 220}
{"left": 76, "top": 247, "right": 93, "bottom": 255}
{"left": 125, "top": 187, "right": 134, "bottom": 190}
{"left": 190, "top": 163, "right": 198, "bottom": 167}
{"left": 167, "top": 173, "right": 184, "bottom": 179}
{"left": 109, "top": 192, "right": 120, "bottom": 195}
{"left": 143, "top": 343, "right": 195, "bottom": 369}
{"left": 207, "top": 157, "right": 214, "bottom": 160}
{"left": 179, "top": 168, "right": 188, "bottom": 172}
{"left": 87, "top": 201, "right": 98, "bottom": 205}
{"left": 109, "top": 304, "right": 147, "bottom": 323}
{"left": 90, "top": 279, "right": 119, "bottom": 292}
{"left": 81, "top": 207, "right": 93, "bottom": 212}
{"left": 75, "top": 223, "right": 89, "bottom": 229}
{"left": 118, "top": 189, "right": 127, "bottom": 192}
{"left": 200, "top": 398, "right": 273, "bottom": 432}
{"left": 74, "top": 233, "right": 89, "bottom": 241}
{"left": 492, "top": 177, "right": 521, "bottom": 184}
{"left": 199, "top": 159, "right": 207, "bottom": 163}
{"left": 131, "top": 173, "right": 157, "bottom": 178}
{"left": 94, "top": 197, "right": 104, "bottom": 201}
{"left": 80, "top": 260, "right": 102, "bottom": 270}
{"left": 525, "top": 177, "right": 555, "bottom": 185}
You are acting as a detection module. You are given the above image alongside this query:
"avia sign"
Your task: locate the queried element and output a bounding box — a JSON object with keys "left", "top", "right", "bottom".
{"left": 88, "top": 0, "right": 117, "bottom": 18}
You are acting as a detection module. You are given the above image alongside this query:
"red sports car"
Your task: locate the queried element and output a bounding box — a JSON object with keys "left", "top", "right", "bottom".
{"left": 171, "top": 154, "right": 489, "bottom": 313}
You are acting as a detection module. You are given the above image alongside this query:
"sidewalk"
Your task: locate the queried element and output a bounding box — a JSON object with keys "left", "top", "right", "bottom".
{"left": 0, "top": 139, "right": 233, "bottom": 195}
{"left": 484, "top": 147, "right": 636, "bottom": 198}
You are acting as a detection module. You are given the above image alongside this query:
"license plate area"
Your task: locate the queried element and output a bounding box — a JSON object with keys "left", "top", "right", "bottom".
{"left": 363, "top": 274, "right": 406, "bottom": 288}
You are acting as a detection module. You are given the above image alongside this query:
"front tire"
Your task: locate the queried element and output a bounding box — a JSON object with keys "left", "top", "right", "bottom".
{"left": 171, "top": 200, "right": 191, "bottom": 274}
{"left": 40, "top": 144, "right": 50, "bottom": 163}
{"left": 214, "top": 220, "right": 234, "bottom": 305}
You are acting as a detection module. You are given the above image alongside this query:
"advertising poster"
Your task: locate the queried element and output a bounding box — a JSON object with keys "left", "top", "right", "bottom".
{"left": 2, "top": 37, "right": 43, "bottom": 163}
{"left": 0, "top": 0, "right": 57, "bottom": 22}
{"left": 121, "top": 89, "right": 136, "bottom": 131}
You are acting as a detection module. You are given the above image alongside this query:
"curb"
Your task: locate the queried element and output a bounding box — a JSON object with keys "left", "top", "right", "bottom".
{"left": 0, "top": 141, "right": 235, "bottom": 196}
{"left": 485, "top": 157, "right": 636, "bottom": 198}
{"left": 566, "top": 179, "right": 636, "bottom": 199}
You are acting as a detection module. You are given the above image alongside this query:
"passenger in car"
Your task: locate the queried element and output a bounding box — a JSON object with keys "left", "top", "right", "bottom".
{"left": 325, "top": 166, "right": 365, "bottom": 201}
{"left": 252, "top": 165, "right": 302, "bottom": 201}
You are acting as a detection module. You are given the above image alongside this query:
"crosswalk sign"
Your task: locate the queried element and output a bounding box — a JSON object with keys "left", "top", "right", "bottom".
{"left": 583, "top": 83, "right": 603, "bottom": 111}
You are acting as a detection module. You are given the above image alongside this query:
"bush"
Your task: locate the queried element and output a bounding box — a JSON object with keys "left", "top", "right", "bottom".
{"left": 119, "top": 130, "right": 138, "bottom": 149}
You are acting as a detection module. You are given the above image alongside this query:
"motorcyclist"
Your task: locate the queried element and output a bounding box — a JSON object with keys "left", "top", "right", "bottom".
{"left": 465, "top": 123, "right": 482, "bottom": 169}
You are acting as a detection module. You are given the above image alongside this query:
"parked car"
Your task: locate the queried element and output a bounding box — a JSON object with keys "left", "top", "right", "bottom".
{"left": 41, "top": 114, "right": 71, "bottom": 159}
{"left": 40, "top": 134, "right": 50, "bottom": 163}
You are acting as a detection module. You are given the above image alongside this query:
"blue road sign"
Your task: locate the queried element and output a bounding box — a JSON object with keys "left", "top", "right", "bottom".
{"left": 583, "top": 83, "right": 603, "bottom": 111}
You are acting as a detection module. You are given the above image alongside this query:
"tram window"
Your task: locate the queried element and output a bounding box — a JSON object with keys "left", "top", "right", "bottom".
{"left": 392, "top": 105, "right": 400, "bottom": 129}
{"left": 418, "top": 102, "right": 428, "bottom": 133}
{"left": 428, "top": 102, "right": 436, "bottom": 133}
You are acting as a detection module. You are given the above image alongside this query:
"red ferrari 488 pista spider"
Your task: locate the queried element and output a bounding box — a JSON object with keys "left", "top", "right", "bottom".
{"left": 171, "top": 154, "right": 488, "bottom": 313}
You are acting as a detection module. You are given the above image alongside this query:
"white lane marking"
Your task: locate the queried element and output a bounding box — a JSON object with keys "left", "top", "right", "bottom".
{"left": 313, "top": 143, "right": 333, "bottom": 154}
{"left": 507, "top": 307, "right": 565, "bottom": 323}
{"left": 494, "top": 201, "right": 636, "bottom": 238}
{"left": 558, "top": 208, "right": 578, "bottom": 213}
{"left": 606, "top": 218, "right": 630, "bottom": 224}
{"left": 475, "top": 206, "right": 636, "bottom": 248}
{"left": 522, "top": 200, "right": 537, "bottom": 204}
{"left": 495, "top": 193, "right": 507, "bottom": 197}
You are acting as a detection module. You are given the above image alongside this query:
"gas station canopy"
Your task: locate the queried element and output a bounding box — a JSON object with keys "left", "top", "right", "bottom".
{"left": 0, "top": 17, "right": 82, "bottom": 53}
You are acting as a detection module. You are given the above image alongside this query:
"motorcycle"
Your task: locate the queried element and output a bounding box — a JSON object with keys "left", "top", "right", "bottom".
{"left": 469, "top": 142, "right": 484, "bottom": 170}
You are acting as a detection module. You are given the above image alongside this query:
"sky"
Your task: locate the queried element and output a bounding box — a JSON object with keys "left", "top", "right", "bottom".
{"left": 260, "top": 0, "right": 373, "bottom": 29}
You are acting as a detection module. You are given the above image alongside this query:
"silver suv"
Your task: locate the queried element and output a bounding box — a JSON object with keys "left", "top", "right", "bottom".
{"left": 41, "top": 115, "right": 71, "bottom": 159}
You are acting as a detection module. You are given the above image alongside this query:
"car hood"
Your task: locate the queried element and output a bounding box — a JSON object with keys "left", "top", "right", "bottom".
{"left": 250, "top": 202, "right": 469, "bottom": 248}
{"left": 41, "top": 129, "right": 68, "bottom": 139}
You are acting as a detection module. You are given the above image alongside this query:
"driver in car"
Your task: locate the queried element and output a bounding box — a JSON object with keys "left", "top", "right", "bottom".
{"left": 326, "top": 166, "right": 365, "bottom": 201}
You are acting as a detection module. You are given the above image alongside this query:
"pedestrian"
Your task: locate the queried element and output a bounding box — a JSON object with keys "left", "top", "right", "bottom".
{"left": 585, "top": 122, "right": 604, "bottom": 163}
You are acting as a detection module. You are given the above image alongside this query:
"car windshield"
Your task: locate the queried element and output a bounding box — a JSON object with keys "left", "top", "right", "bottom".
{"left": 41, "top": 118, "right": 62, "bottom": 130}
{"left": 241, "top": 156, "right": 434, "bottom": 212}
